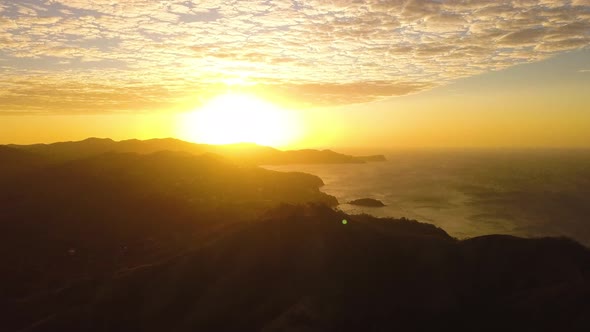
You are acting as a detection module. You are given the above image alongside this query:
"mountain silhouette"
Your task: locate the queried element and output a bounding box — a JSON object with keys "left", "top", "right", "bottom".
{"left": 0, "top": 145, "right": 47, "bottom": 175}
{"left": 0, "top": 150, "right": 336, "bottom": 325}
{"left": 7, "top": 137, "right": 386, "bottom": 165}
{"left": 5, "top": 205, "right": 589, "bottom": 332}
{"left": 1, "top": 143, "right": 589, "bottom": 331}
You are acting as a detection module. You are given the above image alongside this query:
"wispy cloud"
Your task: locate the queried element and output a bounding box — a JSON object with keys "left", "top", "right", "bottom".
{"left": 1, "top": 0, "right": 589, "bottom": 113}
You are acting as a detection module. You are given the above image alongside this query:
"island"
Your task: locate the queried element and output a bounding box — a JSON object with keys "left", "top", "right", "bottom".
{"left": 348, "top": 198, "right": 386, "bottom": 207}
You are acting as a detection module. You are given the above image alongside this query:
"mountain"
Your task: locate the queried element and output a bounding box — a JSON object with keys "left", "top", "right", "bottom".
{"left": 6, "top": 137, "right": 387, "bottom": 165}
{"left": 0, "top": 145, "right": 48, "bottom": 175}
{"left": 1, "top": 145, "right": 588, "bottom": 331}
{"left": 4, "top": 205, "right": 590, "bottom": 332}
{"left": 0, "top": 151, "right": 336, "bottom": 326}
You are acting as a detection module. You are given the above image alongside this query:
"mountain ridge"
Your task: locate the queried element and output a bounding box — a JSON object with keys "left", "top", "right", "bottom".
{"left": 6, "top": 137, "right": 387, "bottom": 165}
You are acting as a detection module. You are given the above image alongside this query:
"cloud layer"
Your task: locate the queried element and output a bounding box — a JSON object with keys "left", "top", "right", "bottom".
{"left": 1, "top": 0, "right": 589, "bottom": 113}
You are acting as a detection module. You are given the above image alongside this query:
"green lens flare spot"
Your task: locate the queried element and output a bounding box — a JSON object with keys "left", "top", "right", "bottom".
{"left": 342, "top": 219, "right": 348, "bottom": 225}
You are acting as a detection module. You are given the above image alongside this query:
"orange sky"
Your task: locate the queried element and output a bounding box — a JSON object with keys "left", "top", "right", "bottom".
{"left": 1, "top": 1, "right": 589, "bottom": 148}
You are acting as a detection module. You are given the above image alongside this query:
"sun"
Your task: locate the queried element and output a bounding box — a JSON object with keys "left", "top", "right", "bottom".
{"left": 177, "top": 93, "right": 301, "bottom": 147}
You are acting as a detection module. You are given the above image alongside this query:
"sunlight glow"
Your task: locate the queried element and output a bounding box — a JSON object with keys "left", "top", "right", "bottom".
{"left": 177, "top": 93, "right": 301, "bottom": 147}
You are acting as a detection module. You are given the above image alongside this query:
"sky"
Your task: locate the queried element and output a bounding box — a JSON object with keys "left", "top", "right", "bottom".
{"left": 1, "top": 0, "right": 589, "bottom": 148}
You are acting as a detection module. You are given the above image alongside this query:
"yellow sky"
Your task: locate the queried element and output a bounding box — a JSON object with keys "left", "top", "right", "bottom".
{"left": 3, "top": 57, "right": 589, "bottom": 149}
{"left": 1, "top": 1, "right": 589, "bottom": 148}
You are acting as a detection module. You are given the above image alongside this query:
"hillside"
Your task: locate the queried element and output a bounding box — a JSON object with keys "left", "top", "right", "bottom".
{"left": 0, "top": 150, "right": 336, "bottom": 324}
{"left": 6, "top": 137, "right": 386, "bottom": 165}
{"left": 4, "top": 205, "right": 590, "bottom": 332}
{"left": 1, "top": 147, "right": 589, "bottom": 331}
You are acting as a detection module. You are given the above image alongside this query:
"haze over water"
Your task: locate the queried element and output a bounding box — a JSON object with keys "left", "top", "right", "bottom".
{"left": 265, "top": 149, "right": 590, "bottom": 245}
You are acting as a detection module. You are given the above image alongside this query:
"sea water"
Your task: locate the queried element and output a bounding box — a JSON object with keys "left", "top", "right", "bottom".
{"left": 264, "top": 149, "right": 590, "bottom": 245}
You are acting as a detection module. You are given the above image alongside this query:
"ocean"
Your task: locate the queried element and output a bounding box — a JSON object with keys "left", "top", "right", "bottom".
{"left": 264, "top": 149, "right": 590, "bottom": 245}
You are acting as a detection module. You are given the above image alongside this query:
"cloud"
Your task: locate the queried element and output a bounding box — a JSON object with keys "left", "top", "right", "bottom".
{"left": 0, "top": 0, "right": 589, "bottom": 113}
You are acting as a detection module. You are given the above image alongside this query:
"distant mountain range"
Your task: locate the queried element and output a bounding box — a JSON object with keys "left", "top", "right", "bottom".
{"left": 5, "top": 137, "right": 386, "bottom": 165}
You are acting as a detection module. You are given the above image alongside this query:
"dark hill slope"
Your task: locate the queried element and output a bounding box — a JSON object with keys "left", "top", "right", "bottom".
{"left": 0, "top": 145, "right": 48, "bottom": 175}
{"left": 0, "top": 152, "right": 336, "bottom": 314}
{"left": 9, "top": 205, "right": 590, "bottom": 332}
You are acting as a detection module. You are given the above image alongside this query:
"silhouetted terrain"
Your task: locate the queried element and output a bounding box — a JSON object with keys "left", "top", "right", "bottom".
{"left": 7, "top": 138, "right": 386, "bottom": 165}
{"left": 0, "top": 150, "right": 335, "bottom": 313}
{"left": 348, "top": 198, "right": 386, "bottom": 207}
{"left": 1, "top": 145, "right": 589, "bottom": 331}
{"left": 0, "top": 146, "right": 46, "bottom": 175}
